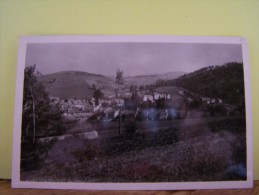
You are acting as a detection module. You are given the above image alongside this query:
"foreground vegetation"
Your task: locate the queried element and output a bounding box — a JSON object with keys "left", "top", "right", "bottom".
{"left": 21, "top": 117, "right": 246, "bottom": 182}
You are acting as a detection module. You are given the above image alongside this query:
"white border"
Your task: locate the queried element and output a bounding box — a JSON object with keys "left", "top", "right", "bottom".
{"left": 12, "top": 35, "right": 253, "bottom": 190}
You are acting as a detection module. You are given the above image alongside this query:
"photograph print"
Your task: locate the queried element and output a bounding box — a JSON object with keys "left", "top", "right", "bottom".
{"left": 12, "top": 36, "right": 253, "bottom": 190}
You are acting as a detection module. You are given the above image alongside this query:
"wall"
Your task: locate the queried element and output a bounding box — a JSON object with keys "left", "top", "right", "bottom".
{"left": 0, "top": 0, "right": 258, "bottom": 179}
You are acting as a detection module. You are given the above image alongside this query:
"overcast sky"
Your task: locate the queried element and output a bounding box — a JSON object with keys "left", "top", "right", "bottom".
{"left": 25, "top": 42, "right": 243, "bottom": 76}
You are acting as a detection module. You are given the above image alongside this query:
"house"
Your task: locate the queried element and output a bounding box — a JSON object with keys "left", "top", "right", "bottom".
{"left": 90, "top": 103, "right": 102, "bottom": 112}
{"left": 143, "top": 94, "right": 154, "bottom": 102}
{"left": 153, "top": 92, "right": 168, "bottom": 100}
{"left": 178, "top": 90, "right": 184, "bottom": 95}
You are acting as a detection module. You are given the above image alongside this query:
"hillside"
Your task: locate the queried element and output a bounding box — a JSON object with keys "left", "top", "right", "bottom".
{"left": 124, "top": 71, "right": 185, "bottom": 86}
{"left": 171, "top": 62, "right": 245, "bottom": 105}
{"left": 38, "top": 71, "right": 186, "bottom": 99}
{"left": 38, "top": 71, "right": 116, "bottom": 99}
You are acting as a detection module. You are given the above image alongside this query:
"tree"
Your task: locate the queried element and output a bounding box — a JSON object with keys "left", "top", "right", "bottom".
{"left": 93, "top": 88, "right": 104, "bottom": 105}
{"left": 21, "top": 65, "right": 64, "bottom": 170}
{"left": 22, "top": 65, "right": 64, "bottom": 143}
{"left": 115, "top": 68, "right": 124, "bottom": 135}
{"left": 115, "top": 68, "right": 124, "bottom": 85}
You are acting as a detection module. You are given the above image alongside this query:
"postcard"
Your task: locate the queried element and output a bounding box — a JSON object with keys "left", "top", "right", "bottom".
{"left": 12, "top": 35, "right": 253, "bottom": 190}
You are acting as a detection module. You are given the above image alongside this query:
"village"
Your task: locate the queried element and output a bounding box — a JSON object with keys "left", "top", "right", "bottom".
{"left": 49, "top": 86, "right": 239, "bottom": 127}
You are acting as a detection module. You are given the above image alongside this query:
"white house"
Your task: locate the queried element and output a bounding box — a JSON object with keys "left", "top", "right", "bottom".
{"left": 143, "top": 95, "right": 154, "bottom": 102}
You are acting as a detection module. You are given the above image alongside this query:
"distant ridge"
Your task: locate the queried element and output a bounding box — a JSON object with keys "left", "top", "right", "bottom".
{"left": 44, "top": 70, "right": 105, "bottom": 77}
{"left": 39, "top": 70, "right": 186, "bottom": 99}
{"left": 125, "top": 71, "right": 185, "bottom": 86}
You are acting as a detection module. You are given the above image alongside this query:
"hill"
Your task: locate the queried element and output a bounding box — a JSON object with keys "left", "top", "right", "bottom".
{"left": 38, "top": 71, "right": 116, "bottom": 99}
{"left": 171, "top": 62, "right": 245, "bottom": 105}
{"left": 39, "top": 71, "right": 186, "bottom": 99}
{"left": 124, "top": 71, "right": 185, "bottom": 86}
